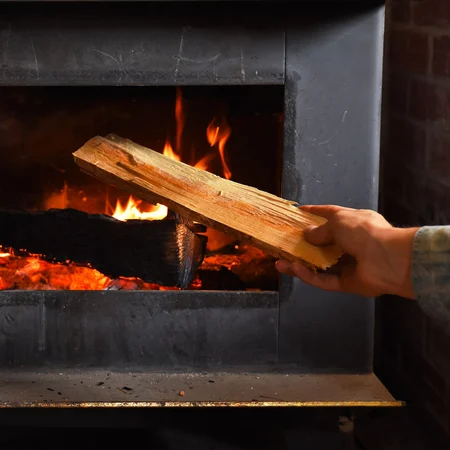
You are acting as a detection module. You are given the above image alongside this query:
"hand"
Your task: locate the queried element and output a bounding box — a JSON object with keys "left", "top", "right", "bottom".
{"left": 275, "top": 205, "right": 419, "bottom": 298}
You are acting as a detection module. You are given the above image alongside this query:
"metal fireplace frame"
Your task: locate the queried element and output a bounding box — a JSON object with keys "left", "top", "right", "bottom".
{"left": 0, "top": 0, "right": 399, "bottom": 408}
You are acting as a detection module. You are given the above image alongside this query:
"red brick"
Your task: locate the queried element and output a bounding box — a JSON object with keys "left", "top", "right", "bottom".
{"left": 388, "top": 72, "right": 410, "bottom": 116}
{"left": 402, "top": 346, "right": 447, "bottom": 399}
{"left": 387, "top": 118, "right": 427, "bottom": 166}
{"left": 397, "top": 364, "right": 448, "bottom": 429}
{"left": 415, "top": 185, "right": 440, "bottom": 224}
{"left": 422, "top": 382, "right": 449, "bottom": 427}
{"left": 381, "top": 158, "right": 406, "bottom": 199}
{"left": 391, "top": 0, "right": 411, "bottom": 24}
{"left": 432, "top": 36, "right": 450, "bottom": 77}
{"left": 435, "top": 84, "right": 450, "bottom": 130}
{"left": 426, "top": 320, "right": 450, "bottom": 373}
{"left": 408, "top": 78, "right": 440, "bottom": 121}
{"left": 418, "top": 180, "right": 450, "bottom": 224}
{"left": 413, "top": 0, "right": 450, "bottom": 28}
{"left": 402, "top": 169, "right": 431, "bottom": 221}
{"left": 400, "top": 369, "right": 447, "bottom": 424}
{"left": 380, "top": 196, "right": 415, "bottom": 225}
{"left": 434, "top": 35, "right": 450, "bottom": 53}
{"left": 429, "top": 134, "right": 450, "bottom": 183}
{"left": 432, "top": 51, "right": 449, "bottom": 77}
{"left": 401, "top": 172, "right": 450, "bottom": 225}
{"left": 391, "top": 298, "right": 427, "bottom": 347}
{"left": 389, "top": 28, "right": 429, "bottom": 74}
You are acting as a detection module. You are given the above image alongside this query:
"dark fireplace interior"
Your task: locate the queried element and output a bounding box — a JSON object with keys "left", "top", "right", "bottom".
{"left": 0, "top": 85, "right": 284, "bottom": 292}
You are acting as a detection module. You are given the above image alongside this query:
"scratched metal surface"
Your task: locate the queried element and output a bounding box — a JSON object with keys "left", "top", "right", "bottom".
{"left": 0, "top": 370, "right": 401, "bottom": 406}
{"left": 0, "top": 291, "right": 279, "bottom": 370}
{"left": 278, "top": 4, "right": 385, "bottom": 371}
{"left": 0, "top": 2, "right": 284, "bottom": 86}
{"left": 0, "top": 1, "right": 385, "bottom": 376}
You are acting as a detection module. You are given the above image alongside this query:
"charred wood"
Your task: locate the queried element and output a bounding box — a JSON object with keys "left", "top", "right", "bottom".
{"left": 0, "top": 208, "right": 206, "bottom": 288}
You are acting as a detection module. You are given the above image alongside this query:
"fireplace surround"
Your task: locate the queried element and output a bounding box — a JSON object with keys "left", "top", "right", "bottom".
{"left": 0, "top": 0, "right": 398, "bottom": 408}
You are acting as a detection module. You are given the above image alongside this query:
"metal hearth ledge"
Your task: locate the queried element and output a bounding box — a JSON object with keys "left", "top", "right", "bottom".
{"left": 0, "top": 370, "right": 402, "bottom": 407}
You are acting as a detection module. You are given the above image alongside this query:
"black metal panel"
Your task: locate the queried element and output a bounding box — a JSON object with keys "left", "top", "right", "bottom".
{"left": 0, "top": 291, "right": 278, "bottom": 370}
{"left": 0, "top": 3, "right": 284, "bottom": 86}
{"left": 0, "top": 1, "right": 384, "bottom": 3}
{"left": 278, "top": 4, "right": 384, "bottom": 372}
{"left": 0, "top": 2, "right": 385, "bottom": 375}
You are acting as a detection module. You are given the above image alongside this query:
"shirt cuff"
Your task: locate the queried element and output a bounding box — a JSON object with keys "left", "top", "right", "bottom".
{"left": 412, "top": 226, "right": 450, "bottom": 334}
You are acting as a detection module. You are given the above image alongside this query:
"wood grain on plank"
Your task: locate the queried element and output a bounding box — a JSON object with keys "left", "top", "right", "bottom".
{"left": 73, "top": 134, "right": 343, "bottom": 270}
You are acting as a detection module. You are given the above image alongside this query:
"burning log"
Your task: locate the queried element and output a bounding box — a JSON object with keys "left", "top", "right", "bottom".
{"left": 73, "top": 134, "right": 343, "bottom": 270}
{"left": 0, "top": 208, "right": 206, "bottom": 288}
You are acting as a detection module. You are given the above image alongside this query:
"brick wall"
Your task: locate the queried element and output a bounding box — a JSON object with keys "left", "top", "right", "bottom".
{"left": 377, "top": 0, "right": 450, "bottom": 440}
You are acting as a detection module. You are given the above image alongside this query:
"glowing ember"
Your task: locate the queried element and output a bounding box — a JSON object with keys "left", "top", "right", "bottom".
{"left": 0, "top": 248, "right": 201, "bottom": 291}
{"left": 0, "top": 251, "right": 110, "bottom": 290}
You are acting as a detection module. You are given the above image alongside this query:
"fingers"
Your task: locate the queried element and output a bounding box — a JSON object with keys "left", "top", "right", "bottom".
{"left": 275, "top": 260, "right": 291, "bottom": 273}
{"left": 276, "top": 261, "right": 342, "bottom": 292}
{"left": 300, "top": 204, "right": 353, "bottom": 219}
{"left": 303, "top": 223, "right": 333, "bottom": 246}
{"left": 275, "top": 260, "right": 297, "bottom": 277}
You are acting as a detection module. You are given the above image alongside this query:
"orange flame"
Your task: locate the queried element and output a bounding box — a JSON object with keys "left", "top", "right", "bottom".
{"left": 175, "top": 87, "right": 185, "bottom": 155}
{"left": 162, "top": 139, "right": 181, "bottom": 162}
{"left": 112, "top": 196, "right": 168, "bottom": 221}
{"left": 194, "top": 153, "right": 216, "bottom": 171}
{"left": 111, "top": 137, "right": 187, "bottom": 221}
{"left": 0, "top": 93, "right": 239, "bottom": 291}
{"left": 206, "top": 117, "right": 232, "bottom": 179}
{"left": 112, "top": 89, "right": 232, "bottom": 221}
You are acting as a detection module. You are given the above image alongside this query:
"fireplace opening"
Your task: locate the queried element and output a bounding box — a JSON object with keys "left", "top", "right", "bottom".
{"left": 0, "top": 86, "right": 284, "bottom": 292}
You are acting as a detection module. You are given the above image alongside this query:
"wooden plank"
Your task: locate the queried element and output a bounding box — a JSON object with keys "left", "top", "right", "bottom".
{"left": 73, "top": 134, "right": 343, "bottom": 270}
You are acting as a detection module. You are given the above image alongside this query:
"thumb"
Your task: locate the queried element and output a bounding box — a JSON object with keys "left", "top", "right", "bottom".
{"left": 304, "top": 223, "right": 333, "bottom": 246}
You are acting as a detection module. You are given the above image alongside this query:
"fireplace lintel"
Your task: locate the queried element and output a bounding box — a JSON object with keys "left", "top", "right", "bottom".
{"left": 0, "top": 2, "right": 285, "bottom": 86}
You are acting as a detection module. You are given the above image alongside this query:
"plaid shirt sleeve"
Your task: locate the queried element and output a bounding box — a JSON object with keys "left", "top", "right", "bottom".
{"left": 412, "top": 226, "right": 450, "bottom": 333}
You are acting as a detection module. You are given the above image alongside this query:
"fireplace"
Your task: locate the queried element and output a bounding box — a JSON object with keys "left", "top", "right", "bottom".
{"left": 0, "top": 1, "right": 398, "bottom": 408}
{"left": 0, "top": 85, "right": 283, "bottom": 291}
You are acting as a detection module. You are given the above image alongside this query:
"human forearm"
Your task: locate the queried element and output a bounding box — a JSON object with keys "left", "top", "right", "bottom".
{"left": 276, "top": 205, "right": 450, "bottom": 331}
{"left": 376, "top": 227, "right": 419, "bottom": 299}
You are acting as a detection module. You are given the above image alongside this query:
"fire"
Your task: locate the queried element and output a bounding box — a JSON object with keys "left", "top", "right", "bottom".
{"left": 0, "top": 88, "right": 238, "bottom": 291}
{"left": 113, "top": 88, "right": 232, "bottom": 221}
{"left": 175, "top": 87, "right": 185, "bottom": 155}
{"left": 162, "top": 139, "right": 181, "bottom": 162}
{"left": 112, "top": 196, "right": 168, "bottom": 221}
{"left": 206, "top": 117, "right": 232, "bottom": 180}
{"left": 194, "top": 153, "right": 216, "bottom": 171}
{"left": 112, "top": 138, "right": 183, "bottom": 221}
{"left": 0, "top": 247, "right": 198, "bottom": 291}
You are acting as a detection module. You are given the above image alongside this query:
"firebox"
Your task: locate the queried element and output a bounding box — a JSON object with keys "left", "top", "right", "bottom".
{"left": 0, "top": 0, "right": 398, "bottom": 408}
{"left": 0, "top": 85, "right": 283, "bottom": 291}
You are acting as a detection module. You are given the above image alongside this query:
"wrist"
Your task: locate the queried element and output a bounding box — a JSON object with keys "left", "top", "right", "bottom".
{"left": 378, "top": 227, "right": 419, "bottom": 299}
